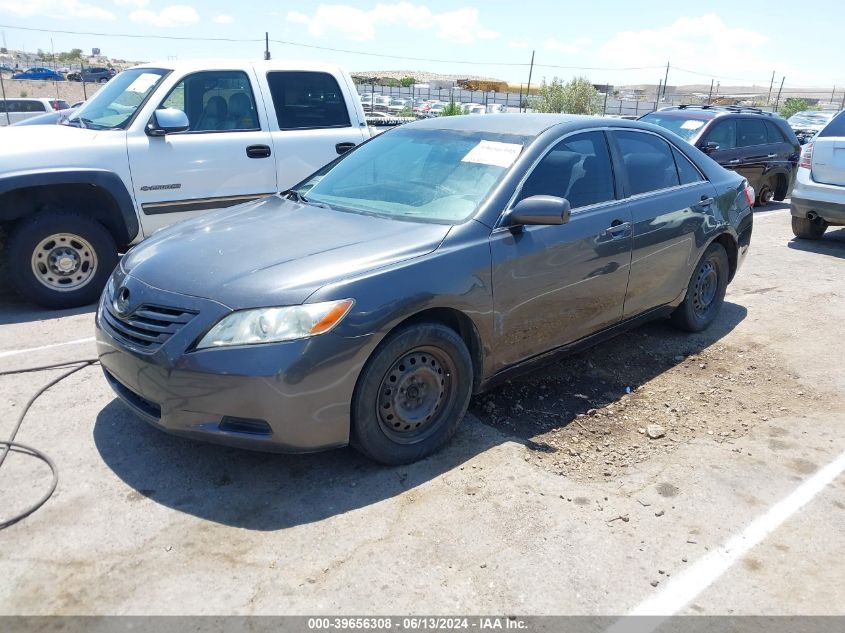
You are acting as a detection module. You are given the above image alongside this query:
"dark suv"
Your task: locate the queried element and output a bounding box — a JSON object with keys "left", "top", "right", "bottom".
{"left": 67, "top": 67, "right": 116, "bottom": 83}
{"left": 641, "top": 105, "right": 800, "bottom": 205}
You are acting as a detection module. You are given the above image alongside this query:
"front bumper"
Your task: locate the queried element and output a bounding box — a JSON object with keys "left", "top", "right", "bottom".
{"left": 95, "top": 273, "right": 372, "bottom": 453}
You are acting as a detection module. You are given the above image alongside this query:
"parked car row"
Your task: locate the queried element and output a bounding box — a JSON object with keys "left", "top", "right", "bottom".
{"left": 5, "top": 66, "right": 117, "bottom": 82}
{"left": 0, "top": 98, "right": 72, "bottom": 126}
{"left": 358, "top": 93, "right": 510, "bottom": 117}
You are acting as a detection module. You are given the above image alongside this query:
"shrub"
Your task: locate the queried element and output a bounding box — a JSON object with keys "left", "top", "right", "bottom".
{"left": 400, "top": 76, "right": 416, "bottom": 88}
{"left": 779, "top": 98, "right": 818, "bottom": 119}
{"left": 531, "top": 76, "right": 602, "bottom": 115}
{"left": 441, "top": 99, "right": 464, "bottom": 117}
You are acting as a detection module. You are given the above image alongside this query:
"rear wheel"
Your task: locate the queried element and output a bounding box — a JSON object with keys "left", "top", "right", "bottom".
{"left": 671, "top": 242, "right": 729, "bottom": 332}
{"left": 351, "top": 323, "right": 473, "bottom": 465}
{"left": 791, "top": 215, "right": 827, "bottom": 240}
{"left": 6, "top": 211, "right": 118, "bottom": 309}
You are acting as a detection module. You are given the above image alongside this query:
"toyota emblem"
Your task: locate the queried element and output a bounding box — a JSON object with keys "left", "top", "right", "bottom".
{"left": 114, "top": 286, "right": 131, "bottom": 316}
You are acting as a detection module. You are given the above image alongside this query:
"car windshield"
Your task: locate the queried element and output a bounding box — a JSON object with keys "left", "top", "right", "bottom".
{"left": 640, "top": 112, "right": 712, "bottom": 141}
{"left": 294, "top": 127, "right": 527, "bottom": 224}
{"left": 67, "top": 67, "right": 169, "bottom": 130}
{"left": 788, "top": 110, "right": 837, "bottom": 128}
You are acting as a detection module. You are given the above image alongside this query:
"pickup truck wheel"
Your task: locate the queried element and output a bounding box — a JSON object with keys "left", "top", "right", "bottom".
{"left": 791, "top": 216, "right": 827, "bottom": 240}
{"left": 6, "top": 211, "right": 118, "bottom": 309}
{"left": 351, "top": 323, "right": 473, "bottom": 465}
{"left": 671, "top": 242, "right": 729, "bottom": 333}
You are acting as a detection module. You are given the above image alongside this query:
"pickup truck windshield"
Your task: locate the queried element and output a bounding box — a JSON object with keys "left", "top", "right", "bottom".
{"left": 296, "top": 127, "right": 527, "bottom": 224}
{"left": 68, "top": 68, "right": 169, "bottom": 130}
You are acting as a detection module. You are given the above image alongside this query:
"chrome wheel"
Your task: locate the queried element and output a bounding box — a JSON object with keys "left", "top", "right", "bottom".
{"left": 30, "top": 233, "right": 98, "bottom": 292}
{"left": 376, "top": 346, "right": 454, "bottom": 444}
{"left": 692, "top": 260, "right": 718, "bottom": 318}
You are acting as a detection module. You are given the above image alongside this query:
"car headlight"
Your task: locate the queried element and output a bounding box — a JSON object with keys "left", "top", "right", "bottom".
{"left": 195, "top": 299, "right": 354, "bottom": 349}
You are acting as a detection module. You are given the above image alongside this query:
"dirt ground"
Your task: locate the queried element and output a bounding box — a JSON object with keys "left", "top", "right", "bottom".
{"left": 0, "top": 78, "right": 102, "bottom": 103}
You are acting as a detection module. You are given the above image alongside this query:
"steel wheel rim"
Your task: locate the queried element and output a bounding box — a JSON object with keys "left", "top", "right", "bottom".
{"left": 760, "top": 186, "right": 773, "bottom": 204}
{"left": 376, "top": 345, "right": 455, "bottom": 444}
{"left": 692, "top": 260, "right": 719, "bottom": 317}
{"left": 30, "top": 233, "right": 98, "bottom": 292}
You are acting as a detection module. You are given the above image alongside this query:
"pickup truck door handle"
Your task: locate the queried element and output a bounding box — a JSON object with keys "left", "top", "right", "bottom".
{"left": 336, "top": 142, "right": 356, "bottom": 155}
{"left": 727, "top": 158, "right": 742, "bottom": 165}
{"left": 246, "top": 145, "right": 272, "bottom": 159}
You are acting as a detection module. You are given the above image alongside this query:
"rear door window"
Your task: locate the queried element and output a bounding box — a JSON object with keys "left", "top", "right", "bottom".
{"left": 673, "top": 148, "right": 705, "bottom": 185}
{"left": 518, "top": 131, "right": 616, "bottom": 209}
{"left": 737, "top": 119, "right": 768, "bottom": 147}
{"left": 266, "top": 71, "right": 351, "bottom": 130}
{"left": 615, "top": 131, "right": 681, "bottom": 195}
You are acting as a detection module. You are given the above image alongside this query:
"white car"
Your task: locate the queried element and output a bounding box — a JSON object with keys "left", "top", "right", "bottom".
{"left": 0, "top": 59, "right": 370, "bottom": 307}
{"left": 791, "top": 111, "right": 845, "bottom": 239}
{"left": 0, "top": 97, "right": 71, "bottom": 126}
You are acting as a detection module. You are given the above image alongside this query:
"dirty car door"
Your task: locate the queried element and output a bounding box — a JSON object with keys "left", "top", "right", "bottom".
{"left": 490, "top": 130, "right": 633, "bottom": 372}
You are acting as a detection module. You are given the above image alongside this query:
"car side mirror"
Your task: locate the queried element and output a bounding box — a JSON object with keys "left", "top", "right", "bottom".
{"left": 701, "top": 141, "right": 720, "bottom": 154}
{"left": 509, "top": 195, "right": 571, "bottom": 226}
{"left": 146, "top": 108, "right": 190, "bottom": 137}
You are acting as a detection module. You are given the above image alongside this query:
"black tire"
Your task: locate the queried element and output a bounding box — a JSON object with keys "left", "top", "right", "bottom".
{"left": 98, "top": 77, "right": 108, "bottom": 84}
{"left": 671, "top": 242, "right": 729, "bottom": 333}
{"left": 773, "top": 174, "right": 789, "bottom": 202}
{"left": 351, "top": 323, "right": 473, "bottom": 465}
{"left": 791, "top": 216, "right": 827, "bottom": 240}
{"left": 6, "top": 211, "right": 118, "bottom": 309}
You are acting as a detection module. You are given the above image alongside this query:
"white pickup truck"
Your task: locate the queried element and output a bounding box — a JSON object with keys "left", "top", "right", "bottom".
{"left": 0, "top": 59, "right": 370, "bottom": 308}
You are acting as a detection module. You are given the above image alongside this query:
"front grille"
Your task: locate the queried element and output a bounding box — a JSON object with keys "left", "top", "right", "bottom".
{"left": 103, "top": 302, "right": 196, "bottom": 352}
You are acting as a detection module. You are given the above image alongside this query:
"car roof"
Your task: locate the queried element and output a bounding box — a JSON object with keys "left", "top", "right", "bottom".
{"left": 132, "top": 59, "right": 347, "bottom": 75}
{"left": 408, "top": 113, "right": 657, "bottom": 138}
{"left": 649, "top": 105, "right": 782, "bottom": 120}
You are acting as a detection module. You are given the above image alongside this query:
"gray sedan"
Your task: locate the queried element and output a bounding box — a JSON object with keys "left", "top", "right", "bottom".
{"left": 95, "top": 115, "right": 754, "bottom": 464}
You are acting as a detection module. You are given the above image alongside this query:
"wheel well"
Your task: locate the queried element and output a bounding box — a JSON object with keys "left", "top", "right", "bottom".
{"left": 0, "top": 184, "right": 129, "bottom": 248}
{"left": 713, "top": 233, "right": 738, "bottom": 283}
{"left": 394, "top": 307, "right": 485, "bottom": 392}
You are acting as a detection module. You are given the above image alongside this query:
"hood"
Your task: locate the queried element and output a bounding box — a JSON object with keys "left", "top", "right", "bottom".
{"left": 122, "top": 196, "right": 451, "bottom": 309}
{"left": 0, "top": 125, "right": 120, "bottom": 172}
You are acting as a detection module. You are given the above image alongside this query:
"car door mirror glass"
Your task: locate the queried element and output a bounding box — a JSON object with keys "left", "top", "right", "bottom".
{"left": 509, "top": 195, "right": 571, "bottom": 226}
{"left": 147, "top": 108, "right": 190, "bottom": 136}
{"left": 702, "top": 141, "right": 720, "bottom": 153}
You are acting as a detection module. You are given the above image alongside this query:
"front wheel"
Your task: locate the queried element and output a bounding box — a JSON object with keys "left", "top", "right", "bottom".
{"left": 6, "top": 211, "right": 118, "bottom": 309}
{"left": 351, "top": 323, "right": 473, "bottom": 465}
{"left": 671, "top": 242, "right": 729, "bottom": 332}
{"left": 791, "top": 216, "right": 827, "bottom": 240}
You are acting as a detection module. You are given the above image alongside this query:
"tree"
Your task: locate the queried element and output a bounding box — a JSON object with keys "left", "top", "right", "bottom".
{"left": 57, "top": 48, "right": 84, "bottom": 62}
{"left": 779, "top": 97, "right": 817, "bottom": 119}
{"left": 440, "top": 98, "right": 464, "bottom": 117}
{"left": 400, "top": 76, "right": 416, "bottom": 88}
{"left": 531, "top": 76, "right": 602, "bottom": 115}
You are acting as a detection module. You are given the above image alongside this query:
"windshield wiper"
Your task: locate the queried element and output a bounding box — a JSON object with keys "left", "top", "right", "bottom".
{"left": 281, "top": 189, "right": 308, "bottom": 203}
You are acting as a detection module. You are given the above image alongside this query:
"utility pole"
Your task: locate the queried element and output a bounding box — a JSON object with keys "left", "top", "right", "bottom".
{"left": 656, "top": 79, "right": 662, "bottom": 105}
{"left": 840, "top": 90, "right": 845, "bottom": 110}
{"left": 0, "top": 69, "right": 10, "bottom": 126}
{"left": 524, "top": 50, "right": 535, "bottom": 113}
{"left": 264, "top": 32, "right": 270, "bottom": 60}
{"left": 767, "top": 71, "right": 775, "bottom": 105}
{"left": 774, "top": 76, "right": 785, "bottom": 112}
{"left": 662, "top": 61, "right": 669, "bottom": 100}
{"left": 715, "top": 81, "right": 720, "bottom": 100}
{"left": 831, "top": 85, "right": 836, "bottom": 106}
{"left": 602, "top": 81, "right": 609, "bottom": 115}
{"left": 707, "top": 79, "right": 714, "bottom": 105}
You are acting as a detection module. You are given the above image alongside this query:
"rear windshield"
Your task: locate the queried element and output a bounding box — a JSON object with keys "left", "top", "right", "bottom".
{"left": 639, "top": 112, "right": 713, "bottom": 142}
{"left": 819, "top": 111, "right": 845, "bottom": 138}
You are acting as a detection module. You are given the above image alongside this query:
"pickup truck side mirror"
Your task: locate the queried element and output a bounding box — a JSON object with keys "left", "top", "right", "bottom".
{"left": 508, "top": 195, "right": 571, "bottom": 227}
{"left": 701, "top": 141, "right": 720, "bottom": 154}
{"left": 146, "top": 108, "right": 190, "bottom": 137}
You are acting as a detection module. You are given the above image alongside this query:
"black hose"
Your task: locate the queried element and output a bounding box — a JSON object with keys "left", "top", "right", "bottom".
{"left": 0, "top": 359, "right": 98, "bottom": 530}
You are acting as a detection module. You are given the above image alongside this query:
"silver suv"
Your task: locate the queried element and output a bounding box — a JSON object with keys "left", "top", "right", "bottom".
{"left": 791, "top": 111, "right": 845, "bottom": 239}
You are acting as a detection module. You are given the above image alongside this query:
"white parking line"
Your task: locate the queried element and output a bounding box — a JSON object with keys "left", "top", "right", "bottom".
{"left": 0, "top": 337, "right": 96, "bottom": 359}
{"left": 608, "top": 447, "right": 845, "bottom": 629}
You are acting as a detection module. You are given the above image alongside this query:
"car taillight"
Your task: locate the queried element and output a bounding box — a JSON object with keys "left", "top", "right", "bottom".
{"left": 799, "top": 142, "right": 813, "bottom": 169}
{"left": 744, "top": 184, "right": 755, "bottom": 208}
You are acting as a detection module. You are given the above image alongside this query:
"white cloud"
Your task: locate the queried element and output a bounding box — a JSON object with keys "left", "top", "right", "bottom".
{"left": 0, "top": 0, "right": 116, "bottom": 20}
{"left": 213, "top": 14, "right": 233, "bottom": 24}
{"left": 599, "top": 14, "right": 772, "bottom": 83}
{"left": 113, "top": 0, "right": 148, "bottom": 6}
{"left": 508, "top": 40, "right": 530, "bottom": 49}
{"left": 286, "top": 2, "right": 499, "bottom": 44}
{"left": 130, "top": 4, "right": 199, "bottom": 27}
{"left": 544, "top": 37, "right": 591, "bottom": 55}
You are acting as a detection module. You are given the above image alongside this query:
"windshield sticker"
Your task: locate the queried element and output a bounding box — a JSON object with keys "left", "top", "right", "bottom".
{"left": 680, "top": 120, "right": 705, "bottom": 131}
{"left": 462, "top": 141, "right": 523, "bottom": 168}
{"left": 126, "top": 73, "right": 161, "bottom": 94}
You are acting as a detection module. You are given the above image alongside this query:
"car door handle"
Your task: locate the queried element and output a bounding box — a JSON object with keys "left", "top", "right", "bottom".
{"left": 766, "top": 154, "right": 777, "bottom": 158}
{"left": 727, "top": 159, "right": 741, "bottom": 165}
{"left": 246, "top": 145, "right": 272, "bottom": 159}
{"left": 604, "top": 220, "right": 631, "bottom": 239}
{"left": 336, "top": 142, "right": 356, "bottom": 155}
{"left": 699, "top": 196, "right": 715, "bottom": 207}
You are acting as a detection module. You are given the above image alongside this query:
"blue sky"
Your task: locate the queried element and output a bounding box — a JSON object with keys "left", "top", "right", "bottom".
{"left": 0, "top": 0, "right": 842, "bottom": 91}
